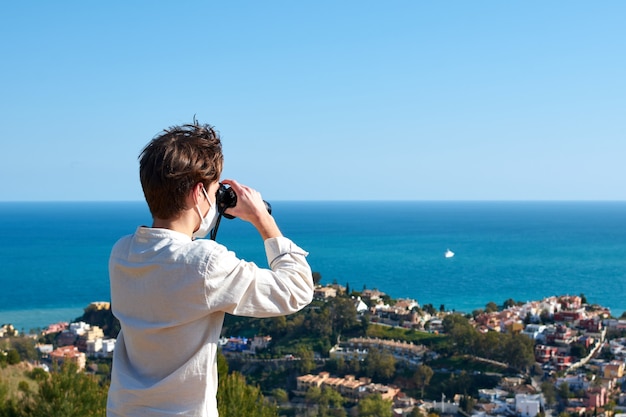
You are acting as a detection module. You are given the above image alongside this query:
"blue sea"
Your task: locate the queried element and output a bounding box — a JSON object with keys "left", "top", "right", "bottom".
{"left": 1, "top": 201, "right": 625, "bottom": 332}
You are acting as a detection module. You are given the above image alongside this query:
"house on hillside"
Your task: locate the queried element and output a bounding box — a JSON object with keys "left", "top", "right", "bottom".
{"left": 515, "top": 394, "right": 543, "bottom": 417}
{"left": 314, "top": 286, "right": 337, "bottom": 300}
{"left": 50, "top": 346, "right": 86, "bottom": 371}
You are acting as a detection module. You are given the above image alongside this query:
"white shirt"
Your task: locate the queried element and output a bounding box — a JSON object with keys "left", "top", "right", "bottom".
{"left": 107, "top": 226, "right": 313, "bottom": 417}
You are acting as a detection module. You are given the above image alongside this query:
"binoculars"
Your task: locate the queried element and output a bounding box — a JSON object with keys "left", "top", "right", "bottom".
{"left": 215, "top": 183, "right": 272, "bottom": 219}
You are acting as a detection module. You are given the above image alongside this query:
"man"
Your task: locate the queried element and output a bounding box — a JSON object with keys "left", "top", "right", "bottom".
{"left": 107, "top": 121, "right": 314, "bottom": 416}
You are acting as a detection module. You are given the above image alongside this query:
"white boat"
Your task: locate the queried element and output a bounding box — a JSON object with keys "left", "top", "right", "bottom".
{"left": 445, "top": 249, "right": 455, "bottom": 258}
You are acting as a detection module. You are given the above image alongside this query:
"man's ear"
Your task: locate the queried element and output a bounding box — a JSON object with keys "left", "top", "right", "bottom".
{"left": 191, "top": 182, "right": 204, "bottom": 205}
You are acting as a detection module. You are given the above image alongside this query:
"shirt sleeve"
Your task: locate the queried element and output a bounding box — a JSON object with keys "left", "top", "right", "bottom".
{"left": 203, "top": 236, "right": 314, "bottom": 317}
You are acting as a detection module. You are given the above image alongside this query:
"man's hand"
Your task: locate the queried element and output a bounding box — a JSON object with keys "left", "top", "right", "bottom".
{"left": 221, "top": 179, "right": 282, "bottom": 240}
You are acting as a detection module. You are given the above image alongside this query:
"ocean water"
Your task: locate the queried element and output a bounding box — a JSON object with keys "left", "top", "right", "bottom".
{"left": 1, "top": 201, "right": 625, "bottom": 331}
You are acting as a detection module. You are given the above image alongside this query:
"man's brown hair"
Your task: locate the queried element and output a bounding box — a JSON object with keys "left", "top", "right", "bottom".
{"left": 139, "top": 122, "right": 223, "bottom": 219}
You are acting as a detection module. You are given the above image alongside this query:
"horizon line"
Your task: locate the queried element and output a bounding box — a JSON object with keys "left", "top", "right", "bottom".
{"left": 2, "top": 199, "right": 626, "bottom": 203}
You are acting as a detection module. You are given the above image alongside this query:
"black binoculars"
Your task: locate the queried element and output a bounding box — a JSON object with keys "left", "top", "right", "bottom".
{"left": 215, "top": 183, "right": 272, "bottom": 220}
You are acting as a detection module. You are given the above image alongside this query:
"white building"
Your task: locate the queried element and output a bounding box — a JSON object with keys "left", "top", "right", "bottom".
{"left": 250, "top": 335, "right": 272, "bottom": 352}
{"left": 354, "top": 296, "right": 369, "bottom": 313}
{"left": 37, "top": 344, "right": 54, "bottom": 356}
{"left": 329, "top": 345, "right": 368, "bottom": 362}
{"left": 521, "top": 324, "right": 546, "bottom": 342}
{"left": 69, "top": 321, "right": 90, "bottom": 336}
{"left": 86, "top": 339, "right": 103, "bottom": 357}
{"left": 556, "top": 374, "right": 591, "bottom": 392}
{"left": 515, "top": 394, "right": 543, "bottom": 417}
{"left": 478, "top": 388, "right": 508, "bottom": 401}
{"left": 101, "top": 338, "right": 116, "bottom": 356}
{"left": 86, "top": 337, "right": 116, "bottom": 358}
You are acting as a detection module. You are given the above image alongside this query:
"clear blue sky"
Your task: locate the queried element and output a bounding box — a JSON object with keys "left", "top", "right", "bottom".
{"left": 1, "top": 2, "right": 624, "bottom": 201}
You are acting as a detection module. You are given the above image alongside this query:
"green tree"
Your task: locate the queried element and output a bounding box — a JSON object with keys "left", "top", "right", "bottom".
{"left": 305, "top": 386, "right": 348, "bottom": 416}
{"left": 347, "top": 357, "right": 361, "bottom": 375}
{"left": 217, "top": 352, "right": 278, "bottom": 417}
{"left": 335, "top": 357, "right": 346, "bottom": 375}
{"left": 471, "top": 309, "right": 484, "bottom": 319}
{"left": 557, "top": 382, "right": 571, "bottom": 400}
{"left": 413, "top": 365, "right": 434, "bottom": 398}
{"left": 459, "top": 394, "right": 476, "bottom": 413}
{"left": 21, "top": 362, "right": 108, "bottom": 417}
{"left": 358, "top": 393, "right": 392, "bottom": 417}
{"left": 96, "top": 363, "right": 111, "bottom": 380}
{"left": 17, "top": 381, "right": 30, "bottom": 395}
{"left": 329, "top": 297, "right": 359, "bottom": 336}
{"left": 474, "top": 330, "right": 502, "bottom": 359}
{"left": 364, "top": 348, "right": 395, "bottom": 382}
{"left": 442, "top": 371, "right": 473, "bottom": 398}
{"left": 10, "top": 338, "right": 38, "bottom": 362}
{"left": 360, "top": 314, "right": 370, "bottom": 334}
{"left": 540, "top": 310, "right": 554, "bottom": 324}
{"left": 323, "top": 387, "right": 346, "bottom": 417}
{"left": 268, "top": 316, "right": 288, "bottom": 336}
{"left": 0, "top": 379, "right": 21, "bottom": 417}
{"left": 217, "top": 372, "right": 278, "bottom": 417}
{"left": 485, "top": 301, "right": 498, "bottom": 313}
{"left": 271, "top": 388, "right": 289, "bottom": 405}
{"left": 442, "top": 314, "right": 476, "bottom": 354}
{"left": 409, "top": 407, "right": 424, "bottom": 417}
{"left": 503, "top": 334, "right": 535, "bottom": 371}
{"left": 326, "top": 357, "right": 348, "bottom": 376}
{"left": 442, "top": 313, "right": 470, "bottom": 333}
{"left": 309, "top": 307, "right": 333, "bottom": 340}
{"left": 423, "top": 304, "right": 436, "bottom": 316}
{"left": 5, "top": 350, "right": 20, "bottom": 365}
{"left": 305, "top": 386, "right": 322, "bottom": 408}
{"left": 569, "top": 342, "right": 589, "bottom": 359}
{"left": 524, "top": 312, "right": 532, "bottom": 325}
{"left": 27, "top": 367, "right": 48, "bottom": 382}
{"left": 296, "top": 345, "right": 316, "bottom": 374}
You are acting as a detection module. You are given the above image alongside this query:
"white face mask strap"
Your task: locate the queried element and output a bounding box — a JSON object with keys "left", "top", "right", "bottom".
{"left": 196, "top": 185, "right": 212, "bottom": 218}
{"left": 202, "top": 186, "right": 212, "bottom": 208}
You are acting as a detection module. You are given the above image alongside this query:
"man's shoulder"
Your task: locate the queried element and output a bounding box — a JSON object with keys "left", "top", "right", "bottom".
{"left": 183, "top": 238, "right": 225, "bottom": 258}
{"left": 110, "top": 233, "right": 134, "bottom": 252}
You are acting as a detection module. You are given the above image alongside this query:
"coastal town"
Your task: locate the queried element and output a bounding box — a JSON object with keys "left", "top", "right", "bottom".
{"left": 2, "top": 288, "right": 626, "bottom": 417}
